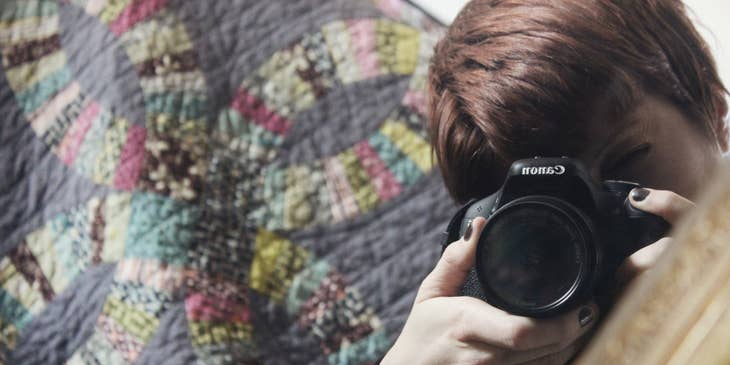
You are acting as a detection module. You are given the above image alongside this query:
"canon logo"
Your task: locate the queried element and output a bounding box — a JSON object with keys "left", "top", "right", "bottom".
{"left": 521, "top": 165, "right": 566, "bottom": 175}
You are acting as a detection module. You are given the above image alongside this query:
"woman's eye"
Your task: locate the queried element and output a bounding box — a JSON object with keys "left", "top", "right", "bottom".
{"left": 608, "top": 144, "right": 652, "bottom": 172}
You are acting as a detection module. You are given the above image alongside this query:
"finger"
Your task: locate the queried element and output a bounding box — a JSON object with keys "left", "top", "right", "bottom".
{"left": 616, "top": 237, "right": 673, "bottom": 287}
{"left": 629, "top": 188, "right": 694, "bottom": 224}
{"left": 455, "top": 335, "right": 583, "bottom": 365}
{"left": 460, "top": 315, "right": 594, "bottom": 365}
{"left": 454, "top": 298, "right": 599, "bottom": 351}
{"left": 415, "top": 217, "right": 487, "bottom": 303}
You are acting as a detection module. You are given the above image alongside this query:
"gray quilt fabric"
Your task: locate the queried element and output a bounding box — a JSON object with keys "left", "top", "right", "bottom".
{"left": 0, "top": 0, "right": 454, "bottom": 364}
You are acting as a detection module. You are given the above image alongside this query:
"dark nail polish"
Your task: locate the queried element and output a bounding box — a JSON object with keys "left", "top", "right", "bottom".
{"left": 579, "top": 307, "right": 593, "bottom": 327}
{"left": 462, "top": 221, "right": 473, "bottom": 241}
{"left": 631, "top": 188, "right": 650, "bottom": 202}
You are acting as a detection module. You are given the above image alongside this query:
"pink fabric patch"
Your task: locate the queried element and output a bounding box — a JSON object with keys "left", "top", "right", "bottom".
{"left": 231, "top": 88, "right": 291, "bottom": 135}
{"left": 353, "top": 140, "right": 402, "bottom": 201}
{"left": 113, "top": 124, "right": 146, "bottom": 190}
{"left": 376, "top": 0, "right": 402, "bottom": 19}
{"left": 403, "top": 89, "right": 427, "bottom": 116}
{"left": 109, "top": 0, "right": 167, "bottom": 36}
{"left": 324, "top": 157, "right": 359, "bottom": 222}
{"left": 185, "top": 292, "right": 251, "bottom": 323}
{"left": 97, "top": 314, "right": 144, "bottom": 363}
{"left": 347, "top": 19, "right": 380, "bottom": 79}
{"left": 58, "top": 101, "right": 100, "bottom": 165}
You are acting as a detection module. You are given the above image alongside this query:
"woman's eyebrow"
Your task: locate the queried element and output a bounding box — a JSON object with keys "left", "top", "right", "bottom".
{"left": 592, "top": 116, "right": 643, "bottom": 162}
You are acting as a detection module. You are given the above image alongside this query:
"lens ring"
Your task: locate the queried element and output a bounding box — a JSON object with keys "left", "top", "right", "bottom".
{"left": 475, "top": 196, "right": 597, "bottom": 317}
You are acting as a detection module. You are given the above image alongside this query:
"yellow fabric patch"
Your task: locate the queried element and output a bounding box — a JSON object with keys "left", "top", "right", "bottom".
{"left": 379, "top": 120, "right": 432, "bottom": 172}
{"left": 189, "top": 321, "right": 253, "bottom": 347}
{"left": 103, "top": 295, "right": 159, "bottom": 342}
{"left": 249, "top": 229, "right": 309, "bottom": 302}
{"left": 93, "top": 117, "right": 129, "bottom": 185}
{"left": 322, "top": 21, "right": 361, "bottom": 85}
{"left": 102, "top": 193, "right": 133, "bottom": 263}
{"left": 0, "top": 257, "right": 44, "bottom": 316}
{"left": 139, "top": 70, "right": 207, "bottom": 94}
{"left": 0, "top": 15, "right": 59, "bottom": 47}
{"left": 25, "top": 224, "right": 69, "bottom": 293}
{"left": 5, "top": 51, "right": 66, "bottom": 92}
{"left": 0, "top": 316, "right": 19, "bottom": 356}
{"left": 376, "top": 20, "right": 420, "bottom": 76}
{"left": 121, "top": 17, "right": 193, "bottom": 65}
{"left": 98, "top": 0, "right": 133, "bottom": 25}
{"left": 338, "top": 149, "right": 379, "bottom": 212}
{"left": 390, "top": 22, "right": 420, "bottom": 75}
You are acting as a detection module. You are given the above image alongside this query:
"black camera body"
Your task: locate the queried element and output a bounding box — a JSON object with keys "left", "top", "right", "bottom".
{"left": 443, "top": 157, "right": 670, "bottom": 317}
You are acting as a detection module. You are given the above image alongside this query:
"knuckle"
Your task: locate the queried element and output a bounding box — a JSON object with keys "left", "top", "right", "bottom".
{"left": 441, "top": 241, "right": 468, "bottom": 265}
{"left": 483, "top": 349, "right": 504, "bottom": 364}
{"left": 504, "top": 318, "right": 535, "bottom": 350}
{"left": 441, "top": 245, "right": 460, "bottom": 266}
{"left": 416, "top": 283, "right": 434, "bottom": 299}
{"left": 446, "top": 307, "right": 472, "bottom": 341}
{"left": 417, "top": 278, "right": 430, "bottom": 293}
{"left": 417, "top": 273, "right": 437, "bottom": 294}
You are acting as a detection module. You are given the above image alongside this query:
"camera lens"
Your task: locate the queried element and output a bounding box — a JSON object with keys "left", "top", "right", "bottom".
{"left": 476, "top": 198, "right": 592, "bottom": 315}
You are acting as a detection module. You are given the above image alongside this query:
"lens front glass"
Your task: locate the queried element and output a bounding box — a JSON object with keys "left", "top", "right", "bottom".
{"left": 478, "top": 203, "right": 584, "bottom": 310}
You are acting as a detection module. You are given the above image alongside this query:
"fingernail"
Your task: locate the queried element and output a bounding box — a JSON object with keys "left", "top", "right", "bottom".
{"left": 631, "top": 188, "right": 650, "bottom": 202}
{"left": 579, "top": 306, "right": 594, "bottom": 327}
{"left": 462, "top": 221, "right": 473, "bottom": 241}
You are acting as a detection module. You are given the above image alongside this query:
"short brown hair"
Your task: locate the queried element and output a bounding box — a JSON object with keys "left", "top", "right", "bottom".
{"left": 427, "top": 0, "right": 727, "bottom": 203}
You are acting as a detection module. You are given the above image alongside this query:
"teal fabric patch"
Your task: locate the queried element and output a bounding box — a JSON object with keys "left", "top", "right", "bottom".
{"left": 125, "top": 193, "right": 200, "bottom": 266}
{"left": 368, "top": 131, "right": 422, "bottom": 186}
{"left": 286, "top": 259, "right": 331, "bottom": 315}
{"left": 0, "top": 1, "right": 58, "bottom": 22}
{"left": 16, "top": 68, "right": 71, "bottom": 115}
{"left": 327, "top": 330, "right": 391, "bottom": 365}
{"left": 144, "top": 91, "right": 209, "bottom": 122}
{"left": 75, "top": 109, "right": 113, "bottom": 177}
{"left": 0, "top": 288, "right": 32, "bottom": 331}
{"left": 51, "top": 208, "right": 94, "bottom": 283}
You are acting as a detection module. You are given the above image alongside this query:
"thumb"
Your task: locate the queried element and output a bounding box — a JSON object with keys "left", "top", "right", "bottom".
{"left": 415, "top": 217, "right": 487, "bottom": 303}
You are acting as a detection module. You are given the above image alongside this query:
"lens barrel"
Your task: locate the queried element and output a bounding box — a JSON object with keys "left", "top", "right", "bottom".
{"left": 475, "top": 196, "right": 597, "bottom": 317}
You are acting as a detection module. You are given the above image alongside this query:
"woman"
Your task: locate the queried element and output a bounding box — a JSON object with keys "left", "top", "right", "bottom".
{"left": 382, "top": 0, "right": 728, "bottom": 364}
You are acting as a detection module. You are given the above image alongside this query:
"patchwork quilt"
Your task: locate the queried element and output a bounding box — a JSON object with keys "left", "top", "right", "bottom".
{"left": 0, "top": 0, "right": 455, "bottom": 364}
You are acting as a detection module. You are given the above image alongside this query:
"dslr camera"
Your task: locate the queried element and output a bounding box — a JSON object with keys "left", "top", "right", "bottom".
{"left": 443, "top": 157, "right": 669, "bottom": 317}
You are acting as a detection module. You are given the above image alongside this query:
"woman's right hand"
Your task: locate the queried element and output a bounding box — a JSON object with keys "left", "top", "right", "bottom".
{"left": 380, "top": 217, "right": 599, "bottom": 365}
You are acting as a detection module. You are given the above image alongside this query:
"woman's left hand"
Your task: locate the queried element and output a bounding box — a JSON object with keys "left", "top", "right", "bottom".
{"left": 616, "top": 188, "right": 695, "bottom": 285}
